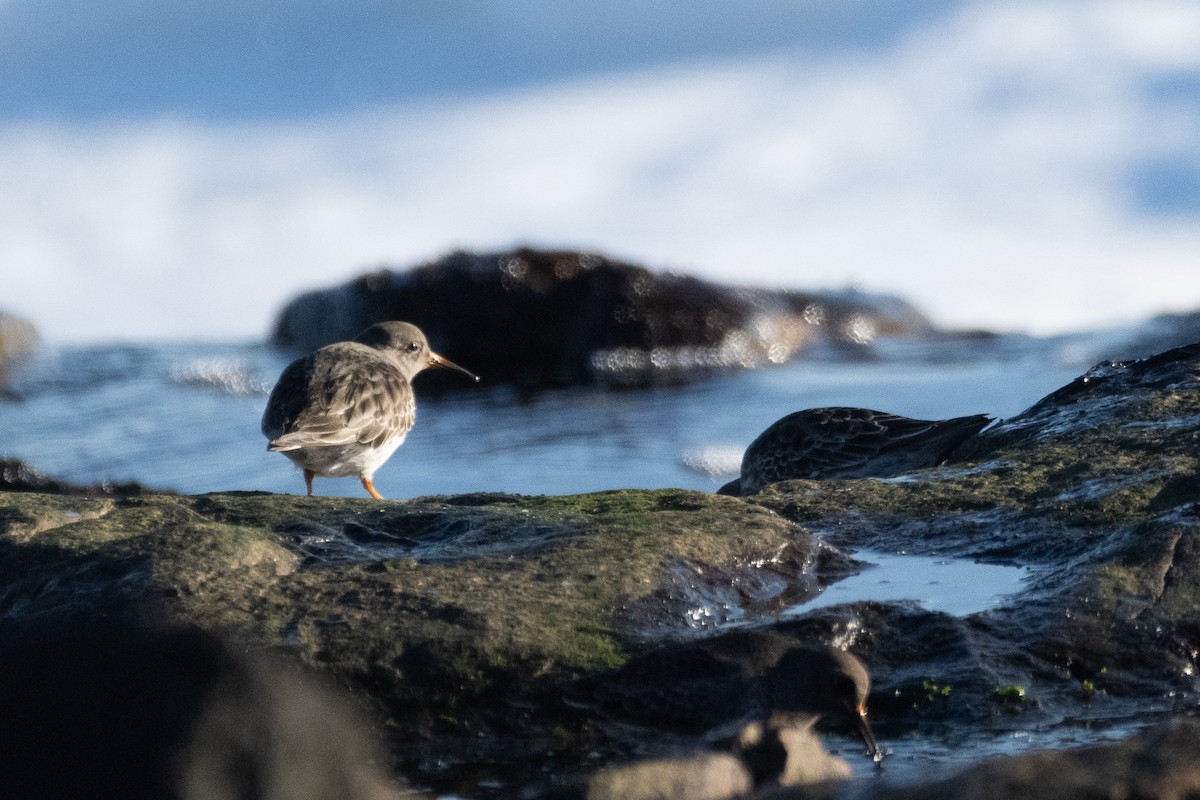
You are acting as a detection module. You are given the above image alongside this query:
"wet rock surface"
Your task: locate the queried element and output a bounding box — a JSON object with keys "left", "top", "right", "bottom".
{"left": 1, "top": 457, "right": 153, "bottom": 497}
{"left": 837, "top": 718, "right": 1200, "bottom": 800}
{"left": 0, "top": 487, "right": 844, "bottom": 794}
{"left": 0, "top": 341, "right": 1198, "bottom": 797}
{"left": 269, "top": 247, "right": 937, "bottom": 391}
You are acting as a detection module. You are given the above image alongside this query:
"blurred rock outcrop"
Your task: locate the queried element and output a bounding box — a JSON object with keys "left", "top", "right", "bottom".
{"left": 269, "top": 248, "right": 936, "bottom": 390}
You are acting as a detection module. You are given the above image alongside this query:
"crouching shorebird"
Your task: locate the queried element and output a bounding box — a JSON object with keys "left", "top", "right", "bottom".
{"left": 591, "top": 631, "right": 883, "bottom": 762}
{"left": 721, "top": 407, "right": 991, "bottom": 496}
{"left": 262, "top": 321, "right": 478, "bottom": 499}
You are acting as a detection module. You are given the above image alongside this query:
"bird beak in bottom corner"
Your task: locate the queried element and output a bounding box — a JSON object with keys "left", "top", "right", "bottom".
{"left": 857, "top": 705, "right": 884, "bottom": 763}
{"left": 428, "top": 352, "right": 480, "bottom": 382}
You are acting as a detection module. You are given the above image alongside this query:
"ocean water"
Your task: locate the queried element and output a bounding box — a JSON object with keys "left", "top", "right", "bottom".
{"left": 0, "top": 333, "right": 1097, "bottom": 500}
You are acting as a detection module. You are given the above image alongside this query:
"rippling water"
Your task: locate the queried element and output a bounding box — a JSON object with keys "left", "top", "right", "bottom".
{"left": 0, "top": 329, "right": 1180, "bottom": 787}
{"left": 0, "top": 334, "right": 1108, "bottom": 499}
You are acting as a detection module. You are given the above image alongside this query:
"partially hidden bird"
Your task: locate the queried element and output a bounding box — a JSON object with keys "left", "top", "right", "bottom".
{"left": 721, "top": 407, "right": 992, "bottom": 496}
{"left": 262, "top": 321, "right": 478, "bottom": 499}
{"left": 591, "top": 630, "right": 883, "bottom": 761}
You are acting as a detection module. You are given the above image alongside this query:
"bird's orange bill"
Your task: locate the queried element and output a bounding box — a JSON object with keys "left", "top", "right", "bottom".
{"left": 428, "top": 352, "right": 480, "bottom": 382}
{"left": 857, "top": 704, "right": 884, "bottom": 762}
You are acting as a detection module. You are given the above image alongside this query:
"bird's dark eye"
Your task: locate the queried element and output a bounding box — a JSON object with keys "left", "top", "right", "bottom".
{"left": 406, "top": 342, "right": 420, "bottom": 352}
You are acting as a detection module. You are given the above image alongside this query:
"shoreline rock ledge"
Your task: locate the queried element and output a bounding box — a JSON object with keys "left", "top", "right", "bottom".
{"left": 0, "top": 341, "right": 1198, "bottom": 798}
{"left": 269, "top": 247, "right": 937, "bottom": 390}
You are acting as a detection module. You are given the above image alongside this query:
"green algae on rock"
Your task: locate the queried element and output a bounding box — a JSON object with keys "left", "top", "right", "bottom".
{"left": 2, "top": 342, "right": 1200, "bottom": 797}
{"left": 738, "top": 343, "right": 1200, "bottom": 748}
{"left": 0, "top": 485, "right": 854, "bottom": 789}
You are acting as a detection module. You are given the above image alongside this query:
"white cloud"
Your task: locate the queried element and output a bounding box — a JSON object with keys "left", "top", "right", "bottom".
{"left": 2, "top": 0, "right": 1199, "bottom": 341}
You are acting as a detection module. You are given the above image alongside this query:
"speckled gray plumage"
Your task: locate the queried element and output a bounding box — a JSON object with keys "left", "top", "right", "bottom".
{"left": 262, "top": 342, "right": 415, "bottom": 454}
{"left": 729, "top": 407, "right": 991, "bottom": 495}
{"left": 261, "top": 321, "right": 476, "bottom": 498}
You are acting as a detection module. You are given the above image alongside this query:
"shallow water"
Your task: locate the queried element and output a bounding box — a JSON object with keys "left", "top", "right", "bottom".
{"left": 848, "top": 711, "right": 1168, "bottom": 784}
{"left": 0, "top": 334, "right": 1097, "bottom": 499}
{"left": 0, "top": 330, "right": 1182, "bottom": 790}
{"left": 795, "top": 549, "right": 1030, "bottom": 617}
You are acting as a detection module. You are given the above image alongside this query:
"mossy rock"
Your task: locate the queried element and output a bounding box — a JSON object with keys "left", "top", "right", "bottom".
{"left": 0, "top": 485, "right": 852, "bottom": 786}
{"left": 2, "top": 342, "right": 1200, "bottom": 793}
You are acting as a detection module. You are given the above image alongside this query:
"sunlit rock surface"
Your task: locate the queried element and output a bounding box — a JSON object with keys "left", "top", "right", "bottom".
{"left": 269, "top": 247, "right": 937, "bottom": 390}
{"left": 1, "top": 341, "right": 1199, "bottom": 798}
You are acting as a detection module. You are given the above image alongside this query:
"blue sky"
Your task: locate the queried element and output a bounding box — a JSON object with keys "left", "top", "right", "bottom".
{"left": 0, "top": 1, "right": 957, "bottom": 119}
{"left": 2, "top": 1, "right": 1199, "bottom": 341}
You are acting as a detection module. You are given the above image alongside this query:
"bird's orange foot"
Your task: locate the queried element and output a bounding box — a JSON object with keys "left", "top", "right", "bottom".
{"left": 304, "top": 469, "right": 316, "bottom": 496}
{"left": 361, "top": 476, "right": 384, "bottom": 500}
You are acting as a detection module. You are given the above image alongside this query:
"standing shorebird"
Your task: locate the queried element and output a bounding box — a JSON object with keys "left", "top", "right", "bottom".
{"left": 721, "top": 407, "right": 991, "bottom": 496}
{"left": 262, "top": 321, "right": 478, "bottom": 499}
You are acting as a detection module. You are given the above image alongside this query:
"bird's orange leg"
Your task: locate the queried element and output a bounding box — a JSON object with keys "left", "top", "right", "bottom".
{"left": 303, "top": 469, "right": 316, "bottom": 496}
{"left": 361, "top": 476, "right": 384, "bottom": 500}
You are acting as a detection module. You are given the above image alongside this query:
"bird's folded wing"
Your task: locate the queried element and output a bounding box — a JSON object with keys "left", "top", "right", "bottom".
{"left": 268, "top": 417, "right": 362, "bottom": 450}
{"left": 269, "top": 361, "right": 412, "bottom": 451}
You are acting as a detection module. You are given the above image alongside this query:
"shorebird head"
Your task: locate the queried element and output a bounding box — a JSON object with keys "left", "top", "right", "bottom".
{"left": 770, "top": 646, "right": 884, "bottom": 762}
{"left": 354, "top": 321, "right": 480, "bottom": 383}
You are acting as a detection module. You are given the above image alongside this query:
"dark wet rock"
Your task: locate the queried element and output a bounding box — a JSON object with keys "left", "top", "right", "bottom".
{"left": 0, "top": 488, "right": 838, "bottom": 793}
{"left": 742, "top": 342, "right": 1200, "bottom": 755}
{"left": 268, "top": 247, "right": 937, "bottom": 390}
{"left": 0, "top": 615, "right": 409, "bottom": 800}
{"left": 2, "top": 341, "right": 1200, "bottom": 796}
{"left": 0, "top": 310, "right": 36, "bottom": 399}
{"left": 835, "top": 718, "right": 1200, "bottom": 800}
{"left": 0, "top": 457, "right": 154, "bottom": 497}
{"left": 952, "top": 341, "right": 1200, "bottom": 461}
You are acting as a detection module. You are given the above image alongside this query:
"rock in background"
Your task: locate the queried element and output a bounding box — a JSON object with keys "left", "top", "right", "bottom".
{"left": 269, "top": 247, "right": 937, "bottom": 390}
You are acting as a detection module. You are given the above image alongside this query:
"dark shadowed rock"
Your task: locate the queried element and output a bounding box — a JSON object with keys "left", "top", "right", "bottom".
{"left": 743, "top": 342, "right": 1200, "bottom": 772}
{"left": 0, "top": 457, "right": 154, "bottom": 496}
{"left": 0, "top": 488, "right": 831, "bottom": 793}
{"left": 952, "top": 340, "right": 1200, "bottom": 461}
{"left": 3, "top": 341, "right": 1200, "bottom": 797}
{"left": 0, "top": 615, "right": 410, "bottom": 800}
{"left": 269, "top": 248, "right": 935, "bottom": 390}
{"left": 834, "top": 719, "right": 1200, "bottom": 800}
